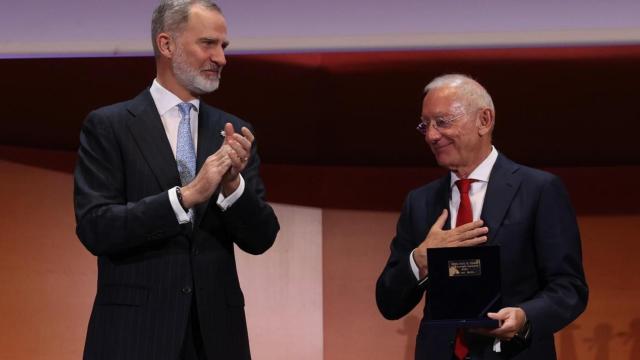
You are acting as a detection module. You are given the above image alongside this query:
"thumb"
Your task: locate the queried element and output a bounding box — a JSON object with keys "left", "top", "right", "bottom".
{"left": 224, "top": 123, "right": 235, "bottom": 143}
{"left": 431, "top": 209, "right": 448, "bottom": 231}
{"left": 488, "top": 309, "right": 509, "bottom": 320}
{"left": 487, "top": 312, "right": 500, "bottom": 320}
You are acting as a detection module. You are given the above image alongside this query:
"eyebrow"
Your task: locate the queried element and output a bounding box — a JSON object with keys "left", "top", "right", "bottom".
{"left": 199, "top": 37, "right": 230, "bottom": 48}
{"left": 422, "top": 112, "right": 452, "bottom": 118}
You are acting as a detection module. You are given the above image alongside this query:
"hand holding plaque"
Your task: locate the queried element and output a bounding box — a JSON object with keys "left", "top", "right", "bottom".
{"left": 485, "top": 307, "right": 528, "bottom": 340}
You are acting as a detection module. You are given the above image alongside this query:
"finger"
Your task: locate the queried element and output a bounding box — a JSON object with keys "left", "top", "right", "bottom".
{"left": 468, "top": 327, "right": 492, "bottom": 336}
{"left": 487, "top": 313, "right": 511, "bottom": 337}
{"left": 232, "top": 133, "right": 252, "bottom": 150}
{"left": 208, "top": 146, "right": 234, "bottom": 169}
{"left": 224, "top": 123, "right": 236, "bottom": 143}
{"left": 457, "top": 236, "right": 488, "bottom": 247}
{"left": 490, "top": 326, "right": 517, "bottom": 340}
{"left": 221, "top": 154, "right": 232, "bottom": 167}
{"left": 240, "top": 126, "right": 255, "bottom": 143}
{"left": 228, "top": 139, "right": 248, "bottom": 160}
{"left": 214, "top": 144, "right": 231, "bottom": 156}
{"left": 430, "top": 209, "right": 448, "bottom": 231}
{"left": 226, "top": 146, "right": 248, "bottom": 169}
{"left": 487, "top": 312, "right": 501, "bottom": 320}
{"left": 456, "top": 227, "right": 489, "bottom": 241}
{"left": 225, "top": 147, "right": 243, "bottom": 166}
{"left": 207, "top": 150, "right": 225, "bottom": 164}
{"left": 488, "top": 328, "right": 508, "bottom": 339}
{"left": 212, "top": 151, "right": 231, "bottom": 168}
{"left": 454, "top": 219, "right": 485, "bottom": 233}
{"left": 490, "top": 309, "right": 516, "bottom": 328}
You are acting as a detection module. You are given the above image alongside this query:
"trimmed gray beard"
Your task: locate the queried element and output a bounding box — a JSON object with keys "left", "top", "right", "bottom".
{"left": 172, "top": 46, "right": 220, "bottom": 95}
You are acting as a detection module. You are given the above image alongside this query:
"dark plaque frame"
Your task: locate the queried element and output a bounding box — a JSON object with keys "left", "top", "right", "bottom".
{"left": 425, "top": 246, "right": 501, "bottom": 328}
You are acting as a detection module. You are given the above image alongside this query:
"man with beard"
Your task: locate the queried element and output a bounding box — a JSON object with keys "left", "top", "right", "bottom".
{"left": 376, "top": 74, "right": 587, "bottom": 359}
{"left": 74, "top": 1, "right": 279, "bottom": 359}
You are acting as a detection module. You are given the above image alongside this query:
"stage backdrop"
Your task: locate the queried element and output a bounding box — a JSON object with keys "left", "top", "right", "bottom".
{"left": 1, "top": 150, "right": 639, "bottom": 360}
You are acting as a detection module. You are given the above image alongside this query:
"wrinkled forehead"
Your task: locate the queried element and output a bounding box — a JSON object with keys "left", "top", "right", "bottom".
{"left": 422, "top": 86, "right": 466, "bottom": 116}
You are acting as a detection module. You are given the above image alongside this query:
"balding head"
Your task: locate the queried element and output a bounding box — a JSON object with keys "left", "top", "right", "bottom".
{"left": 423, "top": 74, "right": 495, "bottom": 119}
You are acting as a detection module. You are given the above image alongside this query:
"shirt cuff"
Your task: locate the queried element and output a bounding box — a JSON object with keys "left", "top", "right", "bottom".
{"left": 217, "top": 175, "right": 245, "bottom": 211}
{"left": 409, "top": 249, "right": 429, "bottom": 285}
{"left": 169, "top": 187, "right": 191, "bottom": 224}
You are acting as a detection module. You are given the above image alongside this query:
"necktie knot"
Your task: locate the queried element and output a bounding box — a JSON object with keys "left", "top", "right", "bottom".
{"left": 177, "top": 102, "right": 194, "bottom": 119}
{"left": 456, "top": 178, "right": 475, "bottom": 195}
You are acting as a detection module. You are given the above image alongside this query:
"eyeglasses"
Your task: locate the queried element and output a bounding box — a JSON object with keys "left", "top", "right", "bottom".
{"left": 416, "top": 113, "right": 466, "bottom": 135}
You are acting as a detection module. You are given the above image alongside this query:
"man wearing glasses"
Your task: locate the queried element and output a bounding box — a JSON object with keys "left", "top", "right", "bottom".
{"left": 376, "top": 74, "right": 587, "bottom": 359}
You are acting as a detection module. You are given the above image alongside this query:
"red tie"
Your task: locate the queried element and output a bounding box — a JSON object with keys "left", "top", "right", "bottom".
{"left": 456, "top": 179, "right": 475, "bottom": 226}
{"left": 453, "top": 179, "right": 475, "bottom": 360}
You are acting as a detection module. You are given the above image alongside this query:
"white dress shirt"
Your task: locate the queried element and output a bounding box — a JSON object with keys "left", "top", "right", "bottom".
{"left": 149, "top": 79, "right": 245, "bottom": 224}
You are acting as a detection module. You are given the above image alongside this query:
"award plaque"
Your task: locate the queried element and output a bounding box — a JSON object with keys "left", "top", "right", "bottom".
{"left": 425, "top": 246, "right": 501, "bottom": 328}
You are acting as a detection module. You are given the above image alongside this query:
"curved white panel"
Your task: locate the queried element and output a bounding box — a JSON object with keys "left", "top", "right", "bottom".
{"left": 2, "top": 0, "right": 640, "bottom": 57}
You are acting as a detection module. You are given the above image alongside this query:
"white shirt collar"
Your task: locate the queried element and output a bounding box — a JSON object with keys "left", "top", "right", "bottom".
{"left": 150, "top": 79, "right": 200, "bottom": 116}
{"left": 450, "top": 146, "right": 499, "bottom": 187}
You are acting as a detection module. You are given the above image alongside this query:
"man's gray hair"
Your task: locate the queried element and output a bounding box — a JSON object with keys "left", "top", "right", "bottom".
{"left": 151, "top": 0, "right": 222, "bottom": 56}
{"left": 423, "top": 74, "right": 495, "bottom": 114}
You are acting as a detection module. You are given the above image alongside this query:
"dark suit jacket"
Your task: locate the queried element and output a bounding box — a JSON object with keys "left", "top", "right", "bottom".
{"left": 74, "top": 89, "right": 280, "bottom": 360}
{"left": 376, "top": 154, "right": 588, "bottom": 359}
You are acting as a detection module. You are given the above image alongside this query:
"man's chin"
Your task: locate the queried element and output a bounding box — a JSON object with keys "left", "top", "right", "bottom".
{"left": 192, "top": 80, "right": 220, "bottom": 94}
{"left": 433, "top": 154, "right": 454, "bottom": 169}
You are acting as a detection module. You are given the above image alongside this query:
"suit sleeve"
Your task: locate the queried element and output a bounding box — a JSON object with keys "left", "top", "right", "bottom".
{"left": 376, "top": 192, "right": 427, "bottom": 320}
{"left": 211, "top": 133, "right": 279, "bottom": 255}
{"left": 520, "top": 175, "right": 588, "bottom": 336}
{"left": 74, "top": 111, "right": 182, "bottom": 256}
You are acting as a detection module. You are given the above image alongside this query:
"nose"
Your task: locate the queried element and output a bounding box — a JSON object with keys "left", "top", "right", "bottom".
{"left": 425, "top": 124, "right": 441, "bottom": 143}
{"left": 211, "top": 46, "right": 227, "bottom": 67}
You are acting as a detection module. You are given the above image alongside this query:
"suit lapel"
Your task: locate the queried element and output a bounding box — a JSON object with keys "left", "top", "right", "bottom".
{"left": 195, "top": 104, "right": 225, "bottom": 172}
{"left": 126, "top": 89, "right": 181, "bottom": 190}
{"left": 193, "top": 104, "right": 225, "bottom": 227}
{"left": 481, "top": 154, "right": 522, "bottom": 245}
{"left": 429, "top": 174, "right": 453, "bottom": 231}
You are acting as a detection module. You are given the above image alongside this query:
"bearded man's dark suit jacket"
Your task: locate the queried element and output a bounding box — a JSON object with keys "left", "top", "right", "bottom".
{"left": 74, "top": 89, "right": 279, "bottom": 360}
{"left": 376, "top": 154, "right": 588, "bottom": 359}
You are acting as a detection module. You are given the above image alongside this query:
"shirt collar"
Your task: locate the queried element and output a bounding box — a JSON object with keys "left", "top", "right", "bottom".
{"left": 150, "top": 79, "right": 200, "bottom": 116}
{"left": 450, "top": 146, "right": 499, "bottom": 187}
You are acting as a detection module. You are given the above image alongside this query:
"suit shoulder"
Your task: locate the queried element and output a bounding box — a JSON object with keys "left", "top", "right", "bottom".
{"left": 506, "top": 161, "right": 572, "bottom": 200}
{"left": 94, "top": 99, "right": 133, "bottom": 114}
{"left": 83, "top": 98, "right": 136, "bottom": 127}
{"left": 515, "top": 163, "right": 560, "bottom": 185}
{"left": 200, "top": 102, "right": 253, "bottom": 129}
{"left": 406, "top": 176, "right": 447, "bottom": 202}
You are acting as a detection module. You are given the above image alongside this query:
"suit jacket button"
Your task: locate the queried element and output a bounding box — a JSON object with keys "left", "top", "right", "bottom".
{"left": 182, "top": 287, "right": 192, "bottom": 294}
{"left": 192, "top": 248, "right": 199, "bottom": 256}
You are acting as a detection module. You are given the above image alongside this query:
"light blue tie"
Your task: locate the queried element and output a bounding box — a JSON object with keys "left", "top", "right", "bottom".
{"left": 176, "top": 102, "right": 196, "bottom": 186}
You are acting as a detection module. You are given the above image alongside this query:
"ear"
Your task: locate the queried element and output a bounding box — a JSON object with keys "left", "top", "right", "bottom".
{"left": 156, "top": 33, "right": 174, "bottom": 58}
{"left": 477, "top": 108, "right": 494, "bottom": 136}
